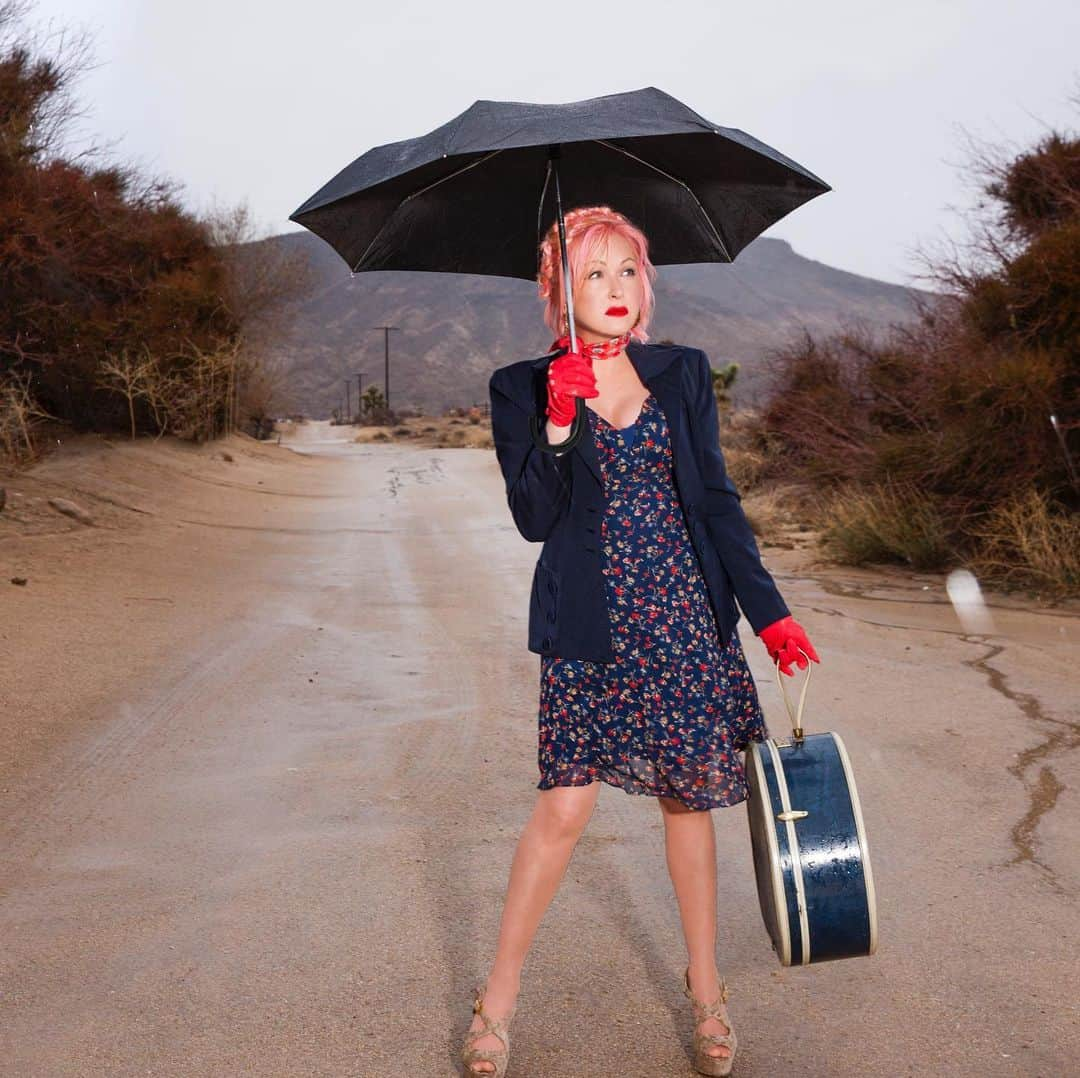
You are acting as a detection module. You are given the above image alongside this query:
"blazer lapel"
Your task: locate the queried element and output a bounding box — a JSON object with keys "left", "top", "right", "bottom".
{"left": 629, "top": 342, "right": 684, "bottom": 486}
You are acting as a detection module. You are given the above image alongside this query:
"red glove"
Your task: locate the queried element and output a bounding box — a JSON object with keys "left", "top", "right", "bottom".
{"left": 758, "top": 616, "right": 820, "bottom": 677}
{"left": 546, "top": 339, "right": 598, "bottom": 427}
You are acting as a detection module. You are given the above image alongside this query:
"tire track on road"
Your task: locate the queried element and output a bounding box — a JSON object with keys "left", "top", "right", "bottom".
{"left": 0, "top": 622, "right": 269, "bottom": 878}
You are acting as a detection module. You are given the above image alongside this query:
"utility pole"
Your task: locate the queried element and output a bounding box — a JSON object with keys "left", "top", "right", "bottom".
{"left": 371, "top": 326, "right": 400, "bottom": 410}
{"left": 357, "top": 373, "right": 364, "bottom": 421}
{"left": 345, "top": 379, "right": 351, "bottom": 423}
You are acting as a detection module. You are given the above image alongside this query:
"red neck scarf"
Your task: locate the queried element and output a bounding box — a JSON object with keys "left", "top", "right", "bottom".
{"left": 552, "top": 330, "right": 633, "bottom": 361}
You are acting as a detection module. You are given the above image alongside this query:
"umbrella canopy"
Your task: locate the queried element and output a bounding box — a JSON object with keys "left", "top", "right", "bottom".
{"left": 288, "top": 85, "right": 831, "bottom": 280}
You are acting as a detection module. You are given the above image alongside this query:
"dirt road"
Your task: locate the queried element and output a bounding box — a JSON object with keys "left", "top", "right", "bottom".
{"left": 1, "top": 422, "right": 1077, "bottom": 1076}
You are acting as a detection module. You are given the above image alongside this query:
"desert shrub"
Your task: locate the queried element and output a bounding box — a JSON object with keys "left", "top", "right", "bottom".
{"left": 723, "top": 446, "right": 768, "bottom": 495}
{"left": 0, "top": 366, "right": 55, "bottom": 465}
{"left": 754, "top": 97, "right": 1079, "bottom": 595}
{"left": 0, "top": 3, "right": 309, "bottom": 459}
{"left": 966, "top": 489, "right": 1080, "bottom": 596}
{"left": 356, "top": 385, "right": 402, "bottom": 426}
{"left": 815, "top": 478, "right": 955, "bottom": 569}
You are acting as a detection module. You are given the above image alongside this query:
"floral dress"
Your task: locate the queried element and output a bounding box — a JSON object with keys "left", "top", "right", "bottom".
{"left": 537, "top": 393, "right": 769, "bottom": 811}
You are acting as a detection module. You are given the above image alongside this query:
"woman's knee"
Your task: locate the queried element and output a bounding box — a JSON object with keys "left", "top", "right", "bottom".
{"left": 535, "top": 782, "right": 600, "bottom": 839}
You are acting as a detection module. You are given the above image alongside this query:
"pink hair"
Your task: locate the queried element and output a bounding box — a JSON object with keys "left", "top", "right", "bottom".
{"left": 536, "top": 205, "right": 658, "bottom": 343}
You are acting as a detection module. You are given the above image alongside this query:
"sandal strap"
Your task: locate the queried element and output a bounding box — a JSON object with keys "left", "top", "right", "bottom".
{"left": 465, "top": 986, "right": 515, "bottom": 1048}
{"left": 693, "top": 1009, "right": 732, "bottom": 1029}
{"left": 463, "top": 1045, "right": 508, "bottom": 1065}
{"left": 463, "top": 1020, "right": 509, "bottom": 1047}
{"left": 696, "top": 1028, "right": 735, "bottom": 1047}
{"left": 683, "top": 968, "right": 731, "bottom": 1014}
{"left": 688, "top": 991, "right": 731, "bottom": 1021}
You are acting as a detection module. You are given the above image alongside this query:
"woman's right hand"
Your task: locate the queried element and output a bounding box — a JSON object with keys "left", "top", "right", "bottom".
{"left": 546, "top": 346, "right": 598, "bottom": 427}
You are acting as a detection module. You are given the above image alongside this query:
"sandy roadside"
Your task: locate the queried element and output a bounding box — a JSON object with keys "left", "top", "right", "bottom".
{"left": 1, "top": 422, "right": 1078, "bottom": 1076}
{"left": 0, "top": 428, "right": 349, "bottom": 791}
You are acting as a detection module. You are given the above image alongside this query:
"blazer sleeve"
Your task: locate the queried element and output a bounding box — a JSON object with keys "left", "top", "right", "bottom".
{"left": 693, "top": 348, "right": 791, "bottom": 634}
{"left": 489, "top": 367, "right": 573, "bottom": 543}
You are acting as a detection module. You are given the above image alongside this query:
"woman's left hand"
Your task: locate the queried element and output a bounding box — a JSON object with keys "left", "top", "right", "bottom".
{"left": 757, "top": 615, "right": 820, "bottom": 676}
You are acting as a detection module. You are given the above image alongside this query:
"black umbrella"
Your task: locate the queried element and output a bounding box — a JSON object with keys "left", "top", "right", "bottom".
{"left": 289, "top": 85, "right": 830, "bottom": 450}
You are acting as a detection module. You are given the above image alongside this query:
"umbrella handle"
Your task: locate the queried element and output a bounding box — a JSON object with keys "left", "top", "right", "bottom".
{"left": 528, "top": 341, "right": 587, "bottom": 452}
{"left": 529, "top": 394, "right": 587, "bottom": 453}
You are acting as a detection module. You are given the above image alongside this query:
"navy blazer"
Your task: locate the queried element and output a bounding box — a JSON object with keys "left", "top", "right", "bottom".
{"left": 488, "top": 340, "right": 790, "bottom": 662}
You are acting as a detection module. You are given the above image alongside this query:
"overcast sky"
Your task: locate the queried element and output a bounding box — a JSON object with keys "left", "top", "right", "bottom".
{"left": 23, "top": 0, "right": 1080, "bottom": 288}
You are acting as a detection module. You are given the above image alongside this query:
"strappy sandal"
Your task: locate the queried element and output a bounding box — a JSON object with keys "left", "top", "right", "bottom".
{"left": 683, "top": 965, "right": 738, "bottom": 1076}
{"left": 460, "top": 983, "right": 517, "bottom": 1077}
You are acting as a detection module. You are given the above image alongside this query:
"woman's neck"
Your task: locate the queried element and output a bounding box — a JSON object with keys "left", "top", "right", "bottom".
{"left": 591, "top": 352, "right": 633, "bottom": 378}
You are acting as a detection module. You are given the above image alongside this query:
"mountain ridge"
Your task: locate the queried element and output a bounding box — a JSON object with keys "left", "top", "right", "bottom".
{"left": 265, "top": 230, "right": 936, "bottom": 416}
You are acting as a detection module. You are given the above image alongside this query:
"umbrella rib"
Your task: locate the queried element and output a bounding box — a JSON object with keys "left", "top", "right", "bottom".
{"left": 592, "top": 138, "right": 733, "bottom": 262}
{"left": 351, "top": 149, "right": 505, "bottom": 271}
{"left": 536, "top": 158, "right": 553, "bottom": 253}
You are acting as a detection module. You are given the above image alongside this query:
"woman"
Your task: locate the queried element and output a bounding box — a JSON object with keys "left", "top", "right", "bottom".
{"left": 462, "top": 206, "right": 819, "bottom": 1077}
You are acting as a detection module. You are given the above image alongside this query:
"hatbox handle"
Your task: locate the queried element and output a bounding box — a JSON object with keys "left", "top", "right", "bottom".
{"left": 773, "top": 647, "right": 813, "bottom": 741}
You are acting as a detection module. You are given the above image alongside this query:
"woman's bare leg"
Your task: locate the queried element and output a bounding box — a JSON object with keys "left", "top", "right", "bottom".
{"left": 658, "top": 795, "right": 732, "bottom": 1061}
{"left": 465, "top": 781, "right": 602, "bottom": 1073}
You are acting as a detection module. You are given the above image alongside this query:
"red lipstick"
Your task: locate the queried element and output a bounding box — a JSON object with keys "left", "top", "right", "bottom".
{"left": 606, "top": 306, "right": 629, "bottom": 316}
